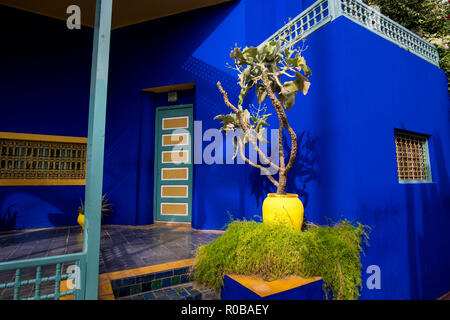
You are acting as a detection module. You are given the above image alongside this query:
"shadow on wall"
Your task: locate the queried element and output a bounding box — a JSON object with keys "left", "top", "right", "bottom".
{"left": 406, "top": 132, "right": 450, "bottom": 299}
{"left": 249, "top": 131, "right": 320, "bottom": 214}
{"left": 0, "top": 187, "right": 84, "bottom": 231}
{"left": 0, "top": 204, "right": 20, "bottom": 232}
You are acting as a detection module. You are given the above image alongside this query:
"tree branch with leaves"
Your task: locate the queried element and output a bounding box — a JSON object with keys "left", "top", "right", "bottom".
{"left": 215, "top": 30, "right": 311, "bottom": 195}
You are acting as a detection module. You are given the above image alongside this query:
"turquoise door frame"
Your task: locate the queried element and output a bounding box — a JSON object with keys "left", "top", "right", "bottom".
{"left": 0, "top": 0, "right": 113, "bottom": 300}
{"left": 154, "top": 105, "right": 194, "bottom": 223}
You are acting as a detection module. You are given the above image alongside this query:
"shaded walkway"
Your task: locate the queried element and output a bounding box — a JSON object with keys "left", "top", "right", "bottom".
{"left": 0, "top": 224, "right": 221, "bottom": 299}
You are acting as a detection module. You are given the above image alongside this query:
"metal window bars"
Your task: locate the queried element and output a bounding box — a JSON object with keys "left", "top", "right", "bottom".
{"left": 0, "top": 253, "right": 86, "bottom": 300}
{"left": 394, "top": 131, "right": 432, "bottom": 183}
{"left": 261, "top": 0, "right": 440, "bottom": 67}
{"left": 0, "top": 138, "right": 87, "bottom": 180}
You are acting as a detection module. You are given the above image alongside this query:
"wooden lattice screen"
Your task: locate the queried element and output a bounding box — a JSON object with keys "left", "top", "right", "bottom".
{"left": 394, "top": 131, "right": 431, "bottom": 182}
{"left": 0, "top": 133, "right": 87, "bottom": 186}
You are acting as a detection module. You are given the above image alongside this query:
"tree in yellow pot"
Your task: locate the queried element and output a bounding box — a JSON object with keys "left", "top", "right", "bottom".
{"left": 215, "top": 29, "right": 311, "bottom": 230}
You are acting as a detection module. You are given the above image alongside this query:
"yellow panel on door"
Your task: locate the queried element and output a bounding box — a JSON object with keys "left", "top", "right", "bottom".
{"left": 162, "top": 150, "right": 189, "bottom": 163}
{"left": 162, "top": 133, "right": 189, "bottom": 146}
{"left": 161, "top": 168, "right": 188, "bottom": 180}
{"left": 161, "top": 185, "right": 188, "bottom": 198}
{"left": 162, "top": 117, "right": 188, "bottom": 130}
{"left": 161, "top": 203, "right": 188, "bottom": 215}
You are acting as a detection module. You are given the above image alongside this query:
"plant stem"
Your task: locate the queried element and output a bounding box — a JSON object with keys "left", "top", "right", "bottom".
{"left": 260, "top": 69, "right": 298, "bottom": 195}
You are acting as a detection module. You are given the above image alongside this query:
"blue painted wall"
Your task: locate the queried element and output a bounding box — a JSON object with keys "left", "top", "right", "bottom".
{"left": 0, "top": 6, "right": 92, "bottom": 230}
{"left": 0, "top": 0, "right": 449, "bottom": 300}
{"left": 102, "top": 1, "right": 450, "bottom": 299}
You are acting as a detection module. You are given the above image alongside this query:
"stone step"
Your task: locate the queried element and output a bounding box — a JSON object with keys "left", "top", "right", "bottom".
{"left": 109, "top": 263, "right": 219, "bottom": 300}
{"left": 110, "top": 264, "right": 192, "bottom": 299}
{"left": 123, "top": 282, "right": 219, "bottom": 300}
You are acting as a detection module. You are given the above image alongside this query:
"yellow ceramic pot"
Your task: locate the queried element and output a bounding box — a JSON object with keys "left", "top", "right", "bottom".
{"left": 262, "top": 193, "right": 304, "bottom": 230}
{"left": 77, "top": 213, "right": 85, "bottom": 230}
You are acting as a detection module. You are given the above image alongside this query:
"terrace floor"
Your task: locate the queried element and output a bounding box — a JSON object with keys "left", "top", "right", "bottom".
{"left": 0, "top": 224, "right": 222, "bottom": 300}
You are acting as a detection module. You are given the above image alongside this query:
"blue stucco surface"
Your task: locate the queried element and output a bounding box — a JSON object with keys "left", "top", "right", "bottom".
{"left": 0, "top": 7, "right": 90, "bottom": 230}
{"left": 0, "top": 1, "right": 449, "bottom": 299}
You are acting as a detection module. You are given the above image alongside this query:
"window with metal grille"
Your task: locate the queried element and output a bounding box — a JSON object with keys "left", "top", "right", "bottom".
{"left": 394, "top": 130, "right": 432, "bottom": 183}
{"left": 0, "top": 132, "right": 87, "bottom": 186}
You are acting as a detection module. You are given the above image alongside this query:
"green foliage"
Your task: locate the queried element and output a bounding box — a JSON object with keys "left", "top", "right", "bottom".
{"left": 214, "top": 29, "right": 312, "bottom": 154}
{"left": 363, "top": 0, "right": 450, "bottom": 92}
{"left": 214, "top": 24, "right": 312, "bottom": 194}
{"left": 193, "top": 220, "right": 370, "bottom": 300}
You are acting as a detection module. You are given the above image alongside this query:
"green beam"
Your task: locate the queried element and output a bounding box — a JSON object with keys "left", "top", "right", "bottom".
{"left": 83, "top": 0, "right": 113, "bottom": 300}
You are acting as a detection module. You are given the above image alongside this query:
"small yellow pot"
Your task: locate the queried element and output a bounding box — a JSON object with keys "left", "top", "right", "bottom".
{"left": 262, "top": 193, "right": 304, "bottom": 230}
{"left": 77, "top": 213, "right": 85, "bottom": 230}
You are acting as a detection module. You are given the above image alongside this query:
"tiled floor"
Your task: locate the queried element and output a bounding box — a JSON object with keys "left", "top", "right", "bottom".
{"left": 126, "top": 284, "right": 218, "bottom": 300}
{"left": 0, "top": 224, "right": 221, "bottom": 300}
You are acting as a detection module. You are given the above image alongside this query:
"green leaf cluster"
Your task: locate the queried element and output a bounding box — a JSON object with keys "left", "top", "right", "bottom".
{"left": 229, "top": 35, "right": 311, "bottom": 111}
{"left": 193, "top": 220, "right": 370, "bottom": 300}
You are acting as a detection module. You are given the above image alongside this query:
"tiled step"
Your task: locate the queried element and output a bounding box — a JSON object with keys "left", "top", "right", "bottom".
{"left": 123, "top": 282, "right": 219, "bottom": 300}
{"left": 109, "top": 263, "right": 219, "bottom": 300}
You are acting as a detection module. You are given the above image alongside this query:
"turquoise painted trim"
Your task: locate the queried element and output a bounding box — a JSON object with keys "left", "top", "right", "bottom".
{"left": 0, "top": 252, "right": 86, "bottom": 300}
{"left": 54, "top": 264, "right": 62, "bottom": 300}
{"left": 153, "top": 105, "right": 194, "bottom": 223}
{"left": 83, "top": 0, "right": 113, "bottom": 300}
{"left": 13, "top": 269, "right": 20, "bottom": 300}
{"left": 34, "top": 266, "right": 42, "bottom": 299}
{"left": 0, "top": 252, "right": 86, "bottom": 271}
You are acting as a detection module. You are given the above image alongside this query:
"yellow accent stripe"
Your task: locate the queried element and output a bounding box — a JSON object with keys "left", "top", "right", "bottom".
{"left": 161, "top": 203, "right": 188, "bottom": 215}
{"left": 162, "top": 185, "right": 188, "bottom": 197}
{"left": 162, "top": 117, "right": 188, "bottom": 130}
{"left": 0, "top": 179, "right": 86, "bottom": 186}
{"left": 162, "top": 133, "right": 189, "bottom": 146}
{"left": 226, "top": 274, "right": 322, "bottom": 298}
{"left": 0, "top": 132, "right": 87, "bottom": 144}
{"left": 59, "top": 280, "right": 74, "bottom": 300}
{"left": 162, "top": 168, "right": 188, "bottom": 180}
{"left": 162, "top": 150, "right": 188, "bottom": 163}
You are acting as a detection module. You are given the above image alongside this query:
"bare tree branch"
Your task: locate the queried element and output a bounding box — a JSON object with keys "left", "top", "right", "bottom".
{"left": 217, "top": 81, "right": 281, "bottom": 173}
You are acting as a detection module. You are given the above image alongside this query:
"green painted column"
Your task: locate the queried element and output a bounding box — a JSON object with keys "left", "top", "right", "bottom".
{"left": 83, "top": 0, "right": 113, "bottom": 300}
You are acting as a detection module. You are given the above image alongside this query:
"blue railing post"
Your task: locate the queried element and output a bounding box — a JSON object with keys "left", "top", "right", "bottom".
{"left": 83, "top": 0, "right": 113, "bottom": 300}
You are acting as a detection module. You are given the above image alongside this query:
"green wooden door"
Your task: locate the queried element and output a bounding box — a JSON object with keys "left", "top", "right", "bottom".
{"left": 154, "top": 105, "right": 193, "bottom": 223}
